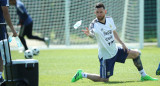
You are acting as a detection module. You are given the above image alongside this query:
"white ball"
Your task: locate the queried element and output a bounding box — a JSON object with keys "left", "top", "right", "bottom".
{"left": 24, "top": 50, "right": 33, "bottom": 59}
{"left": 32, "top": 48, "right": 40, "bottom": 55}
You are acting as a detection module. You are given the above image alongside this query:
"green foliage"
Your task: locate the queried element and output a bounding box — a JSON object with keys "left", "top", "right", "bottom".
{"left": 11, "top": 46, "right": 160, "bottom": 86}
{"left": 144, "top": 38, "right": 157, "bottom": 42}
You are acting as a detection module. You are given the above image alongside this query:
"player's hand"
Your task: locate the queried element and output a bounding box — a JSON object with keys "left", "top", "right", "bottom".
{"left": 17, "top": 24, "right": 21, "bottom": 26}
{"left": 12, "top": 31, "right": 18, "bottom": 37}
{"left": 122, "top": 43, "right": 129, "bottom": 53}
{"left": 82, "top": 27, "right": 90, "bottom": 36}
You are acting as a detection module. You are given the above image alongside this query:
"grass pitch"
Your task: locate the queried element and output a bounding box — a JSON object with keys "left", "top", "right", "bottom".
{"left": 11, "top": 46, "right": 160, "bottom": 86}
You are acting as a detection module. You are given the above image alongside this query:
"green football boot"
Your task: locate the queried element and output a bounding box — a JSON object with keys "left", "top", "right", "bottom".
{"left": 71, "top": 69, "right": 83, "bottom": 82}
{"left": 141, "top": 75, "right": 158, "bottom": 81}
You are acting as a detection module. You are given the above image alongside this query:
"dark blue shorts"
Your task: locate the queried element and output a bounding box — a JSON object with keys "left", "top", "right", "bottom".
{"left": 99, "top": 47, "right": 128, "bottom": 78}
{"left": 0, "top": 26, "right": 7, "bottom": 40}
{"left": 0, "top": 26, "right": 7, "bottom": 57}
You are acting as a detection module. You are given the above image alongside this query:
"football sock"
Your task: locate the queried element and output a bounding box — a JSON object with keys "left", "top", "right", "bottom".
{"left": 81, "top": 72, "right": 87, "bottom": 78}
{"left": 139, "top": 69, "right": 147, "bottom": 77}
{"left": 133, "top": 54, "right": 147, "bottom": 77}
{"left": 19, "top": 36, "right": 28, "bottom": 50}
{"left": 133, "top": 55, "right": 143, "bottom": 71}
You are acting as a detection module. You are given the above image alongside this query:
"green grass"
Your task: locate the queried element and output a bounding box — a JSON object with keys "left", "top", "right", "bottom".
{"left": 10, "top": 46, "right": 160, "bottom": 86}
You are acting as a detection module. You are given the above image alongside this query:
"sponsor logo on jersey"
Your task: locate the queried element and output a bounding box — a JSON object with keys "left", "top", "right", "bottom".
{"left": 101, "top": 28, "right": 104, "bottom": 31}
{"left": 110, "top": 24, "right": 112, "bottom": 29}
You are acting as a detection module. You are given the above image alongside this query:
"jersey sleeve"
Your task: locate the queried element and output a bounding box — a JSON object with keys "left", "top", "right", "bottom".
{"left": 1, "top": 0, "right": 9, "bottom": 6}
{"left": 17, "top": 4, "right": 24, "bottom": 13}
{"left": 88, "top": 22, "right": 95, "bottom": 38}
{"left": 109, "top": 17, "right": 116, "bottom": 31}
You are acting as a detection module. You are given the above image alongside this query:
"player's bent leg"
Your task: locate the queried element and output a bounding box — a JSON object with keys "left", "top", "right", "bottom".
{"left": 127, "top": 50, "right": 158, "bottom": 81}
{"left": 127, "top": 49, "right": 140, "bottom": 59}
{"left": 87, "top": 74, "right": 109, "bottom": 82}
{"left": 127, "top": 50, "right": 143, "bottom": 71}
{"left": 27, "top": 35, "right": 44, "bottom": 41}
{"left": 19, "top": 36, "right": 28, "bottom": 50}
{"left": 71, "top": 70, "right": 109, "bottom": 82}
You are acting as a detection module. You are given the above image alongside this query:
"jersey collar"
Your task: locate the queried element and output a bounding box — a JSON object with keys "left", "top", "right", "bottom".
{"left": 97, "top": 18, "right": 106, "bottom": 25}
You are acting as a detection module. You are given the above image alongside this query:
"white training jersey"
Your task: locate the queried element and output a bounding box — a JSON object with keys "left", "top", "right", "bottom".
{"left": 89, "top": 17, "right": 118, "bottom": 60}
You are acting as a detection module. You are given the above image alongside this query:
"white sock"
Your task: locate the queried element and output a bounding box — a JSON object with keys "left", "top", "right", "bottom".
{"left": 81, "top": 72, "right": 87, "bottom": 78}
{"left": 0, "top": 72, "right": 2, "bottom": 78}
{"left": 139, "top": 69, "right": 147, "bottom": 77}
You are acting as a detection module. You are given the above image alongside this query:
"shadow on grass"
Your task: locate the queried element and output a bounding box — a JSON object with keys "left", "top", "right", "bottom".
{"left": 105, "top": 80, "right": 141, "bottom": 84}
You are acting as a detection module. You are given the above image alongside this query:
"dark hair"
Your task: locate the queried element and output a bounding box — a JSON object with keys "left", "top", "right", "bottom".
{"left": 95, "top": 3, "right": 105, "bottom": 9}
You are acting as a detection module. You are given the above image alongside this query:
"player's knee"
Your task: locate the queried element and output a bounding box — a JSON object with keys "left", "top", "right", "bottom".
{"left": 27, "top": 35, "right": 32, "bottom": 39}
{"left": 18, "top": 36, "right": 24, "bottom": 40}
{"left": 131, "top": 49, "right": 141, "bottom": 59}
{"left": 100, "top": 78, "right": 109, "bottom": 82}
{"left": 135, "top": 50, "right": 141, "bottom": 57}
{"left": 19, "top": 35, "right": 23, "bottom": 38}
{"left": 135, "top": 51, "right": 140, "bottom": 58}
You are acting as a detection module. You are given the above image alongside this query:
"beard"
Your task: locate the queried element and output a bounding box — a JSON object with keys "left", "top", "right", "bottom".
{"left": 97, "top": 16, "right": 105, "bottom": 21}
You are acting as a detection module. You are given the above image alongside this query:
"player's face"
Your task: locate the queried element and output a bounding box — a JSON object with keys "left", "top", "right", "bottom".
{"left": 95, "top": 8, "right": 106, "bottom": 21}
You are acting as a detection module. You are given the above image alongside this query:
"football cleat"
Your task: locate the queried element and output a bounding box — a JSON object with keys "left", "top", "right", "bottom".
{"left": 141, "top": 75, "right": 158, "bottom": 81}
{"left": 71, "top": 69, "right": 83, "bottom": 82}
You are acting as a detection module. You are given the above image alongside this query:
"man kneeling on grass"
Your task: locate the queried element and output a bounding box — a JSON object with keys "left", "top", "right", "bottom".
{"left": 71, "top": 2, "right": 158, "bottom": 82}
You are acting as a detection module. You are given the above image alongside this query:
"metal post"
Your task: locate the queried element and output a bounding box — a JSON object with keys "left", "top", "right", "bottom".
{"left": 157, "top": 0, "right": 160, "bottom": 47}
{"left": 121, "top": 0, "right": 128, "bottom": 41}
{"left": 65, "top": 0, "right": 70, "bottom": 46}
{"left": 139, "top": 0, "right": 144, "bottom": 49}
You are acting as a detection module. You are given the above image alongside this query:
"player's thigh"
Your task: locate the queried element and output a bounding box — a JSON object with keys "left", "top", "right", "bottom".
{"left": 19, "top": 25, "right": 26, "bottom": 37}
{"left": 127, "top": 49, "right": 140, "bottom": 59}
{"left": 26, "top": 23, "right": 33, "bottom": 37}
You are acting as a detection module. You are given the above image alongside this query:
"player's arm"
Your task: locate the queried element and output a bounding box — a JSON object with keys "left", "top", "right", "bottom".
{"left": 82, "top": 27, "right": 95, "bottom": 39}
{"left": 1, "top": 6, "right": 17, "bottom": 37}
{"left": 113, "top": 30, "right": 129, "bottom": 52}
{"left": 82, "top": 22, "right": 95, "bottom": 39}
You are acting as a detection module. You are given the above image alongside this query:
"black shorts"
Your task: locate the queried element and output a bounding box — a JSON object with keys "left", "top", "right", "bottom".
{"left": 0, "top": 25, "right": 7, "bottom": 40}
{"left": 19, "top": 22, "right": 33, "bottom": 37}
{"left": 0, "top": 26, "right": 7, "bottom": 57}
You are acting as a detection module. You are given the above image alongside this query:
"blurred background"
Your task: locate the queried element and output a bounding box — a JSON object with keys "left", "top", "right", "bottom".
{"left": 7, "top": 0, "right": 160, "bottom": 50}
